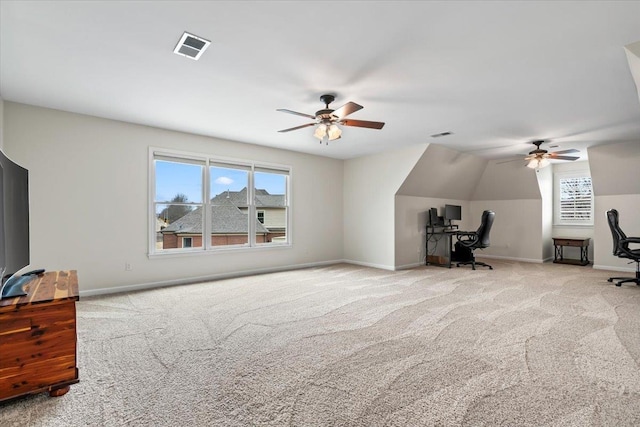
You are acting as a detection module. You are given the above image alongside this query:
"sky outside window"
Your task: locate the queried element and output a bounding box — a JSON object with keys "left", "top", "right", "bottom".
{"left": 155, "top": 160, "right": 203, "bottom": 203}
{"left": 156, "top": 160, "right": 286, "bottom": 205}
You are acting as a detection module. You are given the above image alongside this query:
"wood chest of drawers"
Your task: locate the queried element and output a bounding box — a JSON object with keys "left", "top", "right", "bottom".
{"left": 0, "top": 271, "right": 79, "bottom": 402}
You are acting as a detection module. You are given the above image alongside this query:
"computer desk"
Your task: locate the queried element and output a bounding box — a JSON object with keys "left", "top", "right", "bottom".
{"left": 425, "top": 225, "right": 477, "bottom": 268}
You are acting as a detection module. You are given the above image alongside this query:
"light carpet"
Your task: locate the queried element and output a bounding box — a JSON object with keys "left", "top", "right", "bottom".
{"left": 1, "top": 261, "right": 640, "bottom": 426}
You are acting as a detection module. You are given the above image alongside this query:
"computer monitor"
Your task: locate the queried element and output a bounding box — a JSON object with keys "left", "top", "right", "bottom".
{"left": 444, "top": 204, "right": 462, "bottom": 222}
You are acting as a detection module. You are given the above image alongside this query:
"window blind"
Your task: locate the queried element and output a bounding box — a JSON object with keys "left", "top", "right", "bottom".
{"left": 559, "top": 177, "right": 592, "bottom": 221}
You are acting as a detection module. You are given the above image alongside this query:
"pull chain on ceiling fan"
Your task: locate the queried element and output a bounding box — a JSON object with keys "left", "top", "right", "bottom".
{"left": 277, "top": 94, "right": 385, "bottom": 145}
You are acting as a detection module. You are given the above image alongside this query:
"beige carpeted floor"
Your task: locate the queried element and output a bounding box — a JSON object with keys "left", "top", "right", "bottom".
{"left": 2, "top": 260, "right": 640, "bottom": 426}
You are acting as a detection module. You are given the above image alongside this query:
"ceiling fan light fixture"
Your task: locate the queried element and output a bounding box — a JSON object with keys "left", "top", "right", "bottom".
{"left": 314, "top": 124, "right": 327, "bottom": 140}
{"left": 526, "top": 157, "right": 551, "bottom": 169}
{"left": 327, "top": 124, "right": 342, "bottom": 141}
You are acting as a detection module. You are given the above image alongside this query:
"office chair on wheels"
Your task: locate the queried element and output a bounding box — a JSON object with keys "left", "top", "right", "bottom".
{"left": 455, "top": 210, "right": 495, "bottom": 270}
{"left": 606, "top": 209, "right": 640, "bottom": 287}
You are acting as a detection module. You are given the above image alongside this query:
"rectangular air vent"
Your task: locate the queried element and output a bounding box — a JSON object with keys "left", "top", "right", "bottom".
{"left": 430, "top": 131, "right": 453, "bottom": 138}
{"left": 173, "top": 32, "right": 210, "bottom": 60}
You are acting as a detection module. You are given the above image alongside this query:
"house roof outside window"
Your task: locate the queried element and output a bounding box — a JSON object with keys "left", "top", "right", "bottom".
{"left": 162, "top": 188, "right": 283, "bottom": 235}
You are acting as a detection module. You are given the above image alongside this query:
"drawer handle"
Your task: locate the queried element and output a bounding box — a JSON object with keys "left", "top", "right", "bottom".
{"left": 0, "top": 318, "right": 33, "bottom": 336}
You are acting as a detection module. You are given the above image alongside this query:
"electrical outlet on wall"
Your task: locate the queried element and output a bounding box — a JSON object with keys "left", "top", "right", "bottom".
{"left": 125, "top": 262, "right": 132, "bottom": 271}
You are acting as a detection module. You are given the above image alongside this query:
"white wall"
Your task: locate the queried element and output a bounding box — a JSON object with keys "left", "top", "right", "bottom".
{"left": 537, "top": 166, "right": 553, "bottom": 261}
{"left": 395, "top": 195, "right": 473, "bottom": 269}
{"left": 470, "top": 160, "right": 545, "bottom": 262}
{"left": 343, "top": 144, "right": 427, "bottom": 269}
{"left": 588, "top": 141, "right": 640, "bottom": 271}
{"left": 594, "top": 194, "right": 640, "bottom": 271}
{"left": 3, "top": 102, "right": 344, "bottom": 293}
{"left": 469, "top": 199, "right": 543, "bottom": 262}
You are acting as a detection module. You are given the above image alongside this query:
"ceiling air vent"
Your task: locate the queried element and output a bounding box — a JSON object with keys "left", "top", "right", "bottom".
{"left": 173, "top": 32, "right": 210, "bottom": 60}
{"left": 430, "top": 131, "right": 453, "bottom": 138}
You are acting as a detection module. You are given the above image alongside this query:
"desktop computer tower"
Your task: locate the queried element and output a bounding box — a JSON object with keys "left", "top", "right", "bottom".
{"left": 428, "top": 208, "right": 444, "bottom": 227}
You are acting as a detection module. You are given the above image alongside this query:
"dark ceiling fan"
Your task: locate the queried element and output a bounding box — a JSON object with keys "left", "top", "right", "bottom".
{"left": 277, "top": 94, "right": 385, "bottom": 144}
{"left": 498, "top": 140, "right": 580, "bottom": 168}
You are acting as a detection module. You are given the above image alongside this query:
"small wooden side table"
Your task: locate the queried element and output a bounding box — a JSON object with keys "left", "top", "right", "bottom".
{"left": 552, "top": 237, "right": 590, "bottom": 266}
{"left": 0, "top": 270, "right": 79, "bottom": 402}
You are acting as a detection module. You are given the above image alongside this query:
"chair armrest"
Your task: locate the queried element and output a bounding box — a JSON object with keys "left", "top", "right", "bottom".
{"left": 455, "top": 231, "right": 476, "bottom": 238}
{"left": 619, "top": 237, "right": 640, "bottom": 259}
{"left": 456, "top": 232, "right": 479, "bottom": 246}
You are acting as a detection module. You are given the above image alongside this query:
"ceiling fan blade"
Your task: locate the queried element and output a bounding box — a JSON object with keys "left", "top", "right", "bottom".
{"left": 551, "top": 148, "right": 580, "bottom": 155}
{"left": 276, "top": 109, "right": 316, "bottom": 119}
{"left": 340, "top": 119, "right": 385, "bottom": 129}
{"left": 277, "top": 123, "right": 316, "bottom": 133}
{"left": 549, "top": 155, "right": 580, "bottom": 161}
{"left": 332, "top": 102, "right": 363, "bottom": 119}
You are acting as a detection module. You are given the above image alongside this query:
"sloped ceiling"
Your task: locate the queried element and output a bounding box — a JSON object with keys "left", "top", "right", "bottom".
{"left": 588, "top": 141, "right": 640, "bottom": 196}
{"left": 625, "top": 41, "right": 640, "bottom": 103}
{"left": 471, "top": 160, "right": 542, "bottom": 201}
{"left": 397, "top": 144, "right": 487, "bottom": 199}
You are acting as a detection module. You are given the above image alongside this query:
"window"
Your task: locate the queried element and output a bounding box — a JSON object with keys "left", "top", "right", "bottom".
{"left": 554, "top": 172, "right": 593, "bottom": 226}
{"left": 150, "top": 148, "right": 290, "bottom": 254}
{"left": 254, "top": 169, "right": 288, "bottom": 244}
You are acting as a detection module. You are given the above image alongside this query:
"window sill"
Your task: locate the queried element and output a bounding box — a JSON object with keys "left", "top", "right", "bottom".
{"left": 148, "top": 243, "right": 292, "bottom": 259}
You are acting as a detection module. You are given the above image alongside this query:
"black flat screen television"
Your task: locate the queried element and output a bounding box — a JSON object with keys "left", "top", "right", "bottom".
{"left": 444, "top": 204, "right": 462, "bottom": 222}
{"left": 0, "top": 148, "right": 31, "bottom": 299}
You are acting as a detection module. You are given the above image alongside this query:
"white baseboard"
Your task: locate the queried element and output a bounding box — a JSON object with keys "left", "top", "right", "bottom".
{"left": 592, "top": 264, "right": 636, "bottom": 273}
{"left": 475, "top": 254, "right": 545, "bottom": 264}
{"left": 395, "top": 262, "right": 423, "bottom": 270}
{"left": 80, "top": 259, "right": 344, "bottom": 297}
{"left": 340, "top": 259, "right": 395, "bottom": 271}
{"left": 84, "top": 255, "right": 615, "bottom": 298}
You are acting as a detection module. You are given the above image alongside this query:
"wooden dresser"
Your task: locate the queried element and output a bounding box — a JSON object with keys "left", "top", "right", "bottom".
{"left": 0, "top": 270, "right": 79, "bottom": 402}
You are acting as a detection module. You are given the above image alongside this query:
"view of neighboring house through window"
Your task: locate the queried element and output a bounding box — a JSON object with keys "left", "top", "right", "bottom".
{"left": 154, "top": 157, "right": 204, "bottom": 250}
{"left": 554, "top": 171, "right": 593, "bottom": 226}
{"left": 151, "top": 149, "right": 290, "bottom": 254}
{"left": 254, "top": 169, "right": 288, "bottom": 244}
{"left": 209, "top": 162, "right": 250, "bottom": 247}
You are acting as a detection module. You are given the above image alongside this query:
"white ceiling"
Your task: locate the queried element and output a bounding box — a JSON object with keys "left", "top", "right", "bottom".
{"left": 1, "top": 1, "right": 640, "bottom": 160}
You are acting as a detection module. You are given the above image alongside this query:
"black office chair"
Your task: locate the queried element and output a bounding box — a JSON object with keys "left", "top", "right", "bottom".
{"left": 606, "top": 209, "right": 640, "bottom": 287}
{"left": 455, "top": 210, "right": 495, "bottom": 270}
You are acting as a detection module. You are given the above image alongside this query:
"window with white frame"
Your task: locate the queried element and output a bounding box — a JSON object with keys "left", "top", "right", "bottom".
{"left": 553, "top": 171, "right": 593, "bottom": 226}
{"left": 150, "top": 148, "right": 290, "bottom": 254}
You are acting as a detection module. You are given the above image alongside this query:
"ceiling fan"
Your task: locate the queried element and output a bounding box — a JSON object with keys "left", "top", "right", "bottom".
{"left": 521, "top": 140, "right": 580, "bottom": 169}
{"left": 277, "top": 94, "right": 385, "bottom": 144}
{"left": 496, "top": 140, "right": 581, "bottom": 168}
